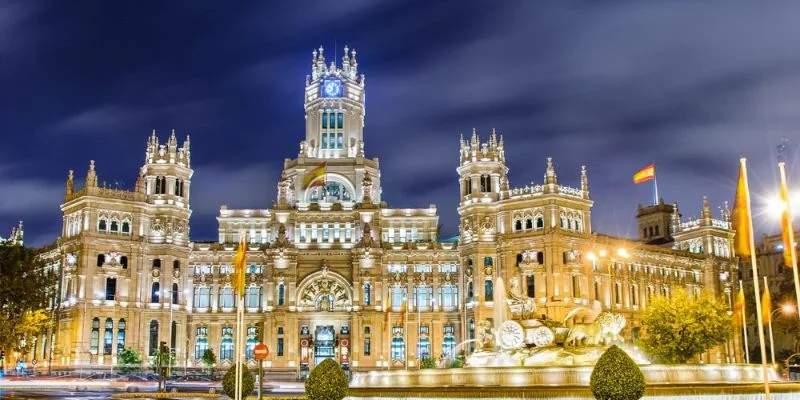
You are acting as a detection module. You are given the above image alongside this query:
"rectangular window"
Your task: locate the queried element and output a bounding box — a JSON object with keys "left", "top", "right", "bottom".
{"left": 345, "top": 223, "right": 352, "bottom": 240}
{"left": 364, "top": 338, "right": 371, "bottom": 356}
{"left": 526, "top": 275, "right": 535, "bottom": 298}
{"left": 337, "top": 112, "right": 344, "bottom": 129}
{"left": 322, "top": 111, "right": 328, "bottom": 129}
{"left": 105, "top": 277, "right": 117, "bottom": 301}
{"left": 277, "top": 338, "right": 284, "bottom": 356}
{"left": 438, "top": 264, "right": 457, "bottom": 273}
{"left": 572, "top": 275, "right": 581, "bottom": 298}
{"left": 399, "top": 228, "right": 407, "bottom": 242}
{"left": 391, "top": 286, "right": 406, "bottom": 308}
{"left": 484, "top": 280, "right": 494, "bottom": 302}
{"left": 414, "top": 264, "right": 432, "bottom": 273}
{"left": 364, "top": 284, "right": 371, "bottom": 306}
{"left": 387, "top": 228, "right": 394, "bottom": 243}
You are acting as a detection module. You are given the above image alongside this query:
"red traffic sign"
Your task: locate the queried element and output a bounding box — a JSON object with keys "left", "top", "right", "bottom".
{"left": 254, "top": 343, "right": 269, "bottom": 360}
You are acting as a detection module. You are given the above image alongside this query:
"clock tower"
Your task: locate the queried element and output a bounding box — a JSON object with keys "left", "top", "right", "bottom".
{"left": 302, "top": 45, "right": 366, "bottom": 159}
{"left": 278, "top": 45, "right": 380, "bottom": 206}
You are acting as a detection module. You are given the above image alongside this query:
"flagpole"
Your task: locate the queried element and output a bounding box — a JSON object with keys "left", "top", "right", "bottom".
{"left": 653, "top": 168, "right": 659, "bottom": 205}
{"left": 764, "top": 276, "right": 776, "bottom": 366}
{"left": 740, "top": 280, "right": 750, "bottom": 364}
{"left": 778, "top": 162, "right": 800, "bottom": 320}
{"left": 740, "top": 158, "right": 771, "bottom": 399}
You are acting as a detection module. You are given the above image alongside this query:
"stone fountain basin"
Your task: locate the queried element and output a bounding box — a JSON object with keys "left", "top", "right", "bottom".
{"left": 350, "top": 364, "right": 779, "bottom": 389}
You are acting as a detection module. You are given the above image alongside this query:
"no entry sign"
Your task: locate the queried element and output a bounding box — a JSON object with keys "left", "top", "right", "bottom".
{"left": 254, "top": 343, "right": 269, "bottom": 360}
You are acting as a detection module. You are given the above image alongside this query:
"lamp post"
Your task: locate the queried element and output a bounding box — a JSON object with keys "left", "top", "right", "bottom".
{"left": 768, "top": 303, "right": 796, "bottom": 366}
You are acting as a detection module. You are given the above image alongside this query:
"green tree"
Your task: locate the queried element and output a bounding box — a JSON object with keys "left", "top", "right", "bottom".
{"left": 641, "top": 288, "right": 731, "bottom": 363}
{"left": 222, "top": 363, "right": 254, "bottom": 399}
{"left": 305, "top": 358, "right": 348, "bottom": 400}
{"left": 420, "top": 355, "right": 436, "bottom": 369}
{"left": 590, "top": 345, "right": 645, "bottom": 400}
{"left": 200, "top": 349, "right": 217, "bottom": 377}
{"left": 118, "top": 348, "right": 143, "bottom": 374}
{"left": 0, "top": 243, "right": 51, "bottom": 359}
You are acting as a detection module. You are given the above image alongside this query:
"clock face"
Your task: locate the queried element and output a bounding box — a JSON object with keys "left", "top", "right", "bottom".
{"left": 323, "top": 79, "right": 342, "bottom": 97}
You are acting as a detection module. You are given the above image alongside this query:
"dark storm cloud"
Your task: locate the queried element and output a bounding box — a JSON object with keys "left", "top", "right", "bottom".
{"left": 2, "top": 0, "right": 800, "bottom": 245}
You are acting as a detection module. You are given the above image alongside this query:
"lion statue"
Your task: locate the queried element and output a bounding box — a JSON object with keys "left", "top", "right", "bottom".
{"left": 565, "top": 311, "right": 626, "bottom": 347}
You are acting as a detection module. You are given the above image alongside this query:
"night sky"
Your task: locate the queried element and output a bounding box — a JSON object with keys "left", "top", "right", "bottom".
{"left": 2, "top": 1, "right": 799, "bottom": 247}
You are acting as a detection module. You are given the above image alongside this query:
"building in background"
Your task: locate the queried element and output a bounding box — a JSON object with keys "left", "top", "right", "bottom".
{"left": 31, "top": 47, "right": 741, "bottom": 375}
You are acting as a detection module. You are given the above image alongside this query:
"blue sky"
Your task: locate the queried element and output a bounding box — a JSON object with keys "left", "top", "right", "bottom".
{"left": 1, "top": 0, "right": 799, "bottom": 246}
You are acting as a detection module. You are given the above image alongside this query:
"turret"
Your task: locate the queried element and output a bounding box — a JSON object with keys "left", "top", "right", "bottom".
{"left": 457, "top": 128, "right": 509, "bottom": 203}
{"left": 141, "top": 129, "right": 193, "bottom": 207}
{"left": 636, "top": 199, "right": 675, "bottom": 246}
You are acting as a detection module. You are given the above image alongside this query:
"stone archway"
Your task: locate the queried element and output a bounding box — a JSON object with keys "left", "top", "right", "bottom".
{"left": 296, "top": 268, "right": 353, "bottom": 312}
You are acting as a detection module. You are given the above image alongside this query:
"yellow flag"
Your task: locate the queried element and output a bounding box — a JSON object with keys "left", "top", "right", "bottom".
{"left": 734, "top": 285, "right": 746, "bottom": 328}
{"left": 383, "top": 287, "right": 392, "bottom": 331}
{"left": 232, "top": 233, "right": 247, "bottom": 298}
{"left": 732, "top": 159, "right": 752, "bottom": 258}
{"left": 779, "top": 166, "right": 795, "bottom": 268}
{"left": 302, "top": 162, "right": 327, "bottom": 189}
{"left": 399, "top": 296, "right": 407, "bottom": 325}
{"left": 761, "top": 284, "right": 772, "bottom": 326}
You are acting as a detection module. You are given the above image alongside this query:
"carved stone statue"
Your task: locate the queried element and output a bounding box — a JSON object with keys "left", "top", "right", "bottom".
{"left": 507, "top": 277, "right": 536, "bottom": 319}
{"left": 477, "top": 319, "right": 495, "bottom": 351}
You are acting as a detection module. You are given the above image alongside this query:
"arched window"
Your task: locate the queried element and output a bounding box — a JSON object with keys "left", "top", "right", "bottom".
{"left": 391, "top": 337, "right": 405, "bottom": 361}
{"left": 117, "top": 319, "right": 126, "bottom": 355}
{"left": 103, "top": 318, "right": 113, "bottom": 355}
{"left": 220, "top": 337, "right": 234, "bottom": 362}
{"left": 525, "top": 218, "right": 533, "bottom": 230}
{"left": 442, "top": 336, "right": 456, "bottom": 358}
{"left": 90, "top": 317, "right": 100, "bottom": 355}
{"left": 110, "top": 220, "right": 118, "bottom": 232}
{"left": 484, "top": 280, "right": 494, "bottom": 302}
{"left": 171, "top": 321, "right": 177, "bottom": 352}
{"left": 467, "top": 281, "right": 474, "bottom": 301}
{"left": 148, "top": 320, "right": 159, "bottom": 356}
{"left": 98, "top": 219, "right": 107, "bottom": 231}
{"left": 120, "top": 256, "right": 128, "bottom": 269}
{"left": 246, "top": 286, "right": 262, "bottom": 308}
{"left": 195, "top": 336, "right": 208, "bottom": 360}
{"left": 483, "top": 257, "right": 492, "bottom": 266}
{"left": 151, "top": 282, "right": 160, "bottom": 303}
{"left": 307, "top": 180, "right": 353, "bottom": 203}
{"left": 417, "top": 335, "right": 430, "bottom": 358}
{"left": 152, "top": 258, "right": 161, "bottom": 269}
{"left": 363, "top": 283, "right": 371, "bottom": 306}
{"left": 277, "top": 283, "right": 285, "bottom": 306}
{"left": 575, "top": 219, "right": 582, "bottom": 232}
{"left": 560, "top": 216, "right": 567, "bottom": 228}
{"left": 121, "top": 221, "right": 130, "bottom": 234}
{"left": 536, "top": 217, "right": 544, "bottom": 229}
{"left": 246, "top": 336, "right": 257, "bottom": 360}
{"left": 514, "top": 220, "right": 522, "bottom": 231}
{"left": 173, "top": 260, "right": 180, "bottom": 270}
{"left": 172, "top": 283, "right": 179, "bottom": 304}
{"left": 97, "top": 254, "right": 105, "bottom": 267}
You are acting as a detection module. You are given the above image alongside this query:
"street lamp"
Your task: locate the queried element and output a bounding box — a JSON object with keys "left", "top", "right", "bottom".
{"left": 768, "top": 303, "right": 796, "bottom": 366}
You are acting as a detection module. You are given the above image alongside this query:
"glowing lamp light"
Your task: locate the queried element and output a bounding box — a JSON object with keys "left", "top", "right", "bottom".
{"left": 781, "top": 303, "right": 796, "bottom": 315}
{"left": 598, "top": 249, "right": 608, "bottom": 257}
{"left": 617, "top": 248, "right": 630, "bottom": 258}
{"left": 586, "top": 252, "right": 598, "bottom": 262}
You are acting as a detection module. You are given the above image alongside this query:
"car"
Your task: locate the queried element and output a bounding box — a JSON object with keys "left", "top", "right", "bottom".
{"left": 165, "top": 375, "right": 222, "bottom": 393}
{"left": 79, "top": 372, "right": 158, "bottom": 391}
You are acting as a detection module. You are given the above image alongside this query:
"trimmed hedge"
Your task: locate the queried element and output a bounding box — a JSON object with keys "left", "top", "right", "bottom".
{"left": 590, "top": 345, "right": 645, "bottom": 400}
{"left": 305, "top": 358, "right": 348, "bottom": 400}
{"left": 222, "top": 363, "right": 255, "bottom": 399}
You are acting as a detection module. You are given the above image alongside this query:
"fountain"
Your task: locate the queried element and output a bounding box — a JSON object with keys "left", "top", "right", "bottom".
{"left": 349, "top": 278, "right": 793, "bottom": 399}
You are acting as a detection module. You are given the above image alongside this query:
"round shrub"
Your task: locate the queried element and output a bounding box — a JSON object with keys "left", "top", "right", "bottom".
{"left": 222, "top": 363, "right": 254, "bottom": 399}
{"left": 305, "top": 358, "right": 349, "bottom": 400}
{"left": 590, "top": 345, "right": 645, "bottom": 400}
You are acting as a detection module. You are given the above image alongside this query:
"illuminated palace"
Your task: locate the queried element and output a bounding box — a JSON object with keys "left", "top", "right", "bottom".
{"left": 33, "top": 47, "right": 742, "bottom": 375}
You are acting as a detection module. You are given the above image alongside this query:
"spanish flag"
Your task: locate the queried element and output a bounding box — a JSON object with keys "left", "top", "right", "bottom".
{"left": 302, "top": 162, "right": 327, "bottom": 189}
{"left": 732, "top": 159, "right": 753, "bottom": 258}
{"left": 232, "top": 233, "right": 247, "bottom": 298}
{"left": 399, "top": 296, "right": 407, "bottom": 325}
{"left": 734, "top": 285, "right": 746, "bottom": 327}
{"left": 779, "top": 162, "right": 796, "bottom": 268}
{"left": 761, "top": 283, "right": 772, "bottom": 326}
{"left": 633, "top": 164, "right": 655, "bottom": 184}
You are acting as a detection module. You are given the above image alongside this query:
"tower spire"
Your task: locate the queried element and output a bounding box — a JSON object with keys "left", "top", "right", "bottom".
{"left": 86, "top": 160, "right": 97, "bottom": 187}
{"left": 66, "top": 169, "right": 74, "bottom": 198}
{"left": 544, "top": 157, "right": 558, "bottom": 185}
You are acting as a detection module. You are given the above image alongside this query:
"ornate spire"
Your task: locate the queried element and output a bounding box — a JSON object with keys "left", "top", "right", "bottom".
{"left": 544, "top": 157, "right": 558, "bottom": 185}
{"left": 701, "top": 195, "right": 711, "bottom": 220}
{"left": 66, "top": 169, "right": 74, "bottom": 197}
{"left": 580, "top": 165, "right": 589, "bottom": 198}
{"left": 722, "top": 200, "right": 731, "bottom": 222}
{"left": 672, "top": 202, "right": 681, "bottom": 233}
{"left": 85, "top": 160, "right": 97, "bottom": 187}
